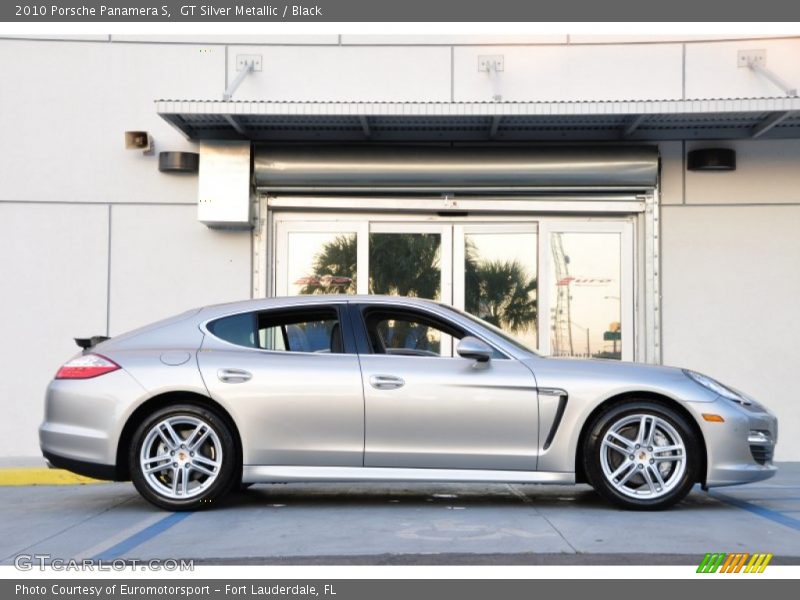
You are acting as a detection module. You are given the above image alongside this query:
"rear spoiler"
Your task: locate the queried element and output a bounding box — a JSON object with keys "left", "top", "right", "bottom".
{"left": 74, "top": 336, "right": 110, "bottom": 350}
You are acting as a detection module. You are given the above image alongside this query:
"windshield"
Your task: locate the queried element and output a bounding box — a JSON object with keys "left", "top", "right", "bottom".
{"left": 438, "top": 304, "right": 542, "bottom": 357}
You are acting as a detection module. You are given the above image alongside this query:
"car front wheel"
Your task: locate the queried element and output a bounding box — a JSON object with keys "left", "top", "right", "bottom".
{"left": 130, "top": 404, "right": 238, "bottom": 511}
{"left": 583, "top": 401, "right": 700, "bottom": 510}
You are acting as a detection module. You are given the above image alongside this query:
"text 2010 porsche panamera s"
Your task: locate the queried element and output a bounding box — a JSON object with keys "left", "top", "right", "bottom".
{"left": 40, "top": 295, "right": 777, "bottom": 511}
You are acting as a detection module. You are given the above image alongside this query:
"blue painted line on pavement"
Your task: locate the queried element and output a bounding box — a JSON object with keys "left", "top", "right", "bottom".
{"left": 736, "top": 496, "right": 800, "bottom": 502}
{"left": 93, "top": 512, "right": 193, "bottom": 560}
{"left": 710, "top": 490, "right": 800, "bottom": 532}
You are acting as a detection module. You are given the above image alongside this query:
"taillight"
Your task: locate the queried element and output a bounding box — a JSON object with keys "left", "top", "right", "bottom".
{"left": 55, "top": 354, "right": 120, "bottom": 379}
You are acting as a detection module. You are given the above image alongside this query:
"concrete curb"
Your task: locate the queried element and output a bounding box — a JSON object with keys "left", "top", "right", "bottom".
{"left": 0, "top": 467, "right": 104, "bottom": 486}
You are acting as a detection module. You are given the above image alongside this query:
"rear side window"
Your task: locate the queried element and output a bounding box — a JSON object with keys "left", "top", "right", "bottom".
{"left": 208, "top": 307, "right": 344, "bottom": 354}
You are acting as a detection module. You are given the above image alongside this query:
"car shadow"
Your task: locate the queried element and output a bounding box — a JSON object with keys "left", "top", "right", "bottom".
{"left": 210, "top": 482, "right": 727, "bottom": 513}
{"left": 217, "top": 482, "right": 602, "bottom": 510}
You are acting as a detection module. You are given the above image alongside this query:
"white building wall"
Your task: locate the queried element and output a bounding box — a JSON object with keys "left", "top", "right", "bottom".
{"left": 227, "top": 45, "right": 453, "bottom": 101}
{"left": 108, "top": 205, "right": 251, "bottom": 334}
{"left": 452, "top": 44, "right": 683, "bottom": 101}
{"left": 0, "top": 33, "right": 799, "bottom": 458}
{"left": 685, "top": 38, "right": 800, "bottom": 99}
{"left": 0, "top": 203, "right": 109, "bottom": 458}
{"left": 0, "top": 37, "right": 251, "bottom": 457}
{"left": 0, "top": 40, "right": 221, "bottom": 204}
{"left": 660, "top": 139, "right": 800, "bottom": 460}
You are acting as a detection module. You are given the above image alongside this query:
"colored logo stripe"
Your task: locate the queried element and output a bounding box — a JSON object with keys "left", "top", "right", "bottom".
{"left": 720, "top": 553, "right": 750, "bottom": 573}
{"left": 745, "top": 553, "right": 773, "bottom": 573}
{"left": 697, "top": 552, "right": 773, "bottom": 573}
{"left": 697, "top": 553, "right": 726, "bottom": 573}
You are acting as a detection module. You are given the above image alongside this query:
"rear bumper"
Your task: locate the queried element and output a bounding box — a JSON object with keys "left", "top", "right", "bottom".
{"left": 43, "top": 450, "right": 120, "bottom": 481}
{"left": 38, "top": 368, "right": 145, "bottom": 474}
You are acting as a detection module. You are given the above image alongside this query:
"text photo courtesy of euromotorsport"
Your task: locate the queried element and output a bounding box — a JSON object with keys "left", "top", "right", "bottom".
{"left": 36, "top": 4, "right": 325, "bottom": 18}
{"left": 16, "top": 585, "right": 329, "bottom": 597}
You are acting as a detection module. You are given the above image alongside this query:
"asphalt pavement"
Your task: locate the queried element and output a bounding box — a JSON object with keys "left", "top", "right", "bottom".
{"left": 1, "top": 463, "right": 799, "bottom": 565}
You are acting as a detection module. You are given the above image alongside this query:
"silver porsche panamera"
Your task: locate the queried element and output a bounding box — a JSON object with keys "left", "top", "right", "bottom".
{"left": 40, "top": 295, "right": 778, "bottom": 511}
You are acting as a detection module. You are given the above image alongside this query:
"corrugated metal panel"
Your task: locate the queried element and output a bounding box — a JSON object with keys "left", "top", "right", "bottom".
{"left": 157, "top": 98, "right": 800, "bottom": 142}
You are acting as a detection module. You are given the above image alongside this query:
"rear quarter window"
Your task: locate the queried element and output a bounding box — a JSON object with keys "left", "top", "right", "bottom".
{"left": 207, "top": 312, "right": 257, "bottom": 348}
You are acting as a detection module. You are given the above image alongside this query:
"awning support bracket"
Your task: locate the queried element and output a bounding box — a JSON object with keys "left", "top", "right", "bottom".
{"left": 359, "top": 116, "right": 372, "bottom": 139}
{"left": 489, "top": 115, "right": 502, "bottom": 139}
{"left": 622, "top": 115, "right": 647, "bottom": 138}
{"left": 223, "top": 59, "right": 255, "bottom": 101}
{"left": 751, "top": 111, "right": 795, "bottom": 138}
{"left": 223, "top": 114, "right": 250, "bottom": 137}
{"left": 747, "top": 60, "right": 798, "bottom": 97}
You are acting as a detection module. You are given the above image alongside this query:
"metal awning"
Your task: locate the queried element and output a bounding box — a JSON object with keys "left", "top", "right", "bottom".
{"left": 157, "top": 97, "right": 800, "bottom": 142}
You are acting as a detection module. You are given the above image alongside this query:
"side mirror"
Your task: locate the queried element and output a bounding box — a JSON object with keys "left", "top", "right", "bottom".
{"left": 456, "top": 336, "right": 493, "bottom": 363}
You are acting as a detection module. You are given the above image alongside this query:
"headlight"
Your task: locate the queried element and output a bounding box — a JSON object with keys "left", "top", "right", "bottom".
{"left": 683, "top": 369, "right": 751, "bottom": 404}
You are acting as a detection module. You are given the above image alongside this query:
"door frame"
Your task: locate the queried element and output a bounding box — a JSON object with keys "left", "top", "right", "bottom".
{"left": 255, "top": 192, "right": 659, "bottom": 364}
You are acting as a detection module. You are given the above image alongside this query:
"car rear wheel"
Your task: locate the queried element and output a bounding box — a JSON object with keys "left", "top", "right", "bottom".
{"left": 130, "top": 404, "right": 238, "bottom": 511}
{"left": 583, "top": 401, "right": 700, "bottom": 510}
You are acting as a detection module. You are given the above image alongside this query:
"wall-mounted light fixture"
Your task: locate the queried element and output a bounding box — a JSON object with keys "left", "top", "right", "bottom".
{"left": 687, "top": 148, "right": 736, "bottom": 171}
{"left": 124, "top": 131, "right": 153, "bottom": 154}
{"left": 158, "top": 151, "right": 199, "bottom": 174}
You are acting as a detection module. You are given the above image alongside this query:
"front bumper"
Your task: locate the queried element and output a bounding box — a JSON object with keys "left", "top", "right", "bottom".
{"left": 696, "top": 397, "right": 778, "bottom": 488}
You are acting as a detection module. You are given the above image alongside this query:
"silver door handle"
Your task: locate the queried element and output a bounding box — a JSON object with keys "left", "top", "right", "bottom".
{"left": 369, "top": 374, "right": 405, "bottom": 390}
{"left": 218, "top": 368, "right": 252, "bottom": 383}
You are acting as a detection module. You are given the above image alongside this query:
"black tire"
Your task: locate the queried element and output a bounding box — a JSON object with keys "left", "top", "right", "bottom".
{"left": 130, "top": 403, "right": 238, "bottom": 511}
{"left": 583, "top": 401, "right": 701, "bottom": 510}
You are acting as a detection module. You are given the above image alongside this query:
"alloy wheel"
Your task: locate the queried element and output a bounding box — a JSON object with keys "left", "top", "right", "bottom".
{"left": 138, "top": 415, "right": 223, "bottom": 500}
{"left": 599, "top": 413, "right": 687, "bottom": 500}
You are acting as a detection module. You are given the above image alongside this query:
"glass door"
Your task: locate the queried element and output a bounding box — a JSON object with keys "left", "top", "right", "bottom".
{"left": 539, "top": 221, "right": 634, "bottom": 361}
{"left": 274, "top": 215, "right": 634, "bottom": 360}
{"left": 366, "top": 223, "right": 454, "bottom": 356}
{"left": 274, "top": 220, "right": 368, "bottom": 296}
{"left": 367, "top": 222, "right": 452, "bottom": 303}
{"left": 453, "top": 223, "right": 539, "bottom": 351}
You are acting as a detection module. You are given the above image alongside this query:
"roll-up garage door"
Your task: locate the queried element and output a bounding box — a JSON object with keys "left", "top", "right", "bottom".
{"left": 254, "top": 145, "right": 659, "bottom": 194}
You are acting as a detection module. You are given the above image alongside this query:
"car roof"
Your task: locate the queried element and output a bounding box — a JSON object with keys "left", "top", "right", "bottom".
{"left": 197, "top": 294, "right": 444, "bottom": 318}
{"left": 182, "top": 295, "right": 536, "bottom": 361}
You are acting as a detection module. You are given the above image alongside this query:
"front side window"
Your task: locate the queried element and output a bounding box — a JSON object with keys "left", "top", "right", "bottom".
{"left": 208, "top": 307, "right": 344, "bottom": 354}
{"left": 362, "top": 308, "right": 465, "bottom": 358}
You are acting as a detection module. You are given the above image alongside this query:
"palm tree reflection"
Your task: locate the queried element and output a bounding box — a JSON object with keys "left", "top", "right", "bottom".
{"left": 297, "top": 233, "right": 538, "bottom": 335}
